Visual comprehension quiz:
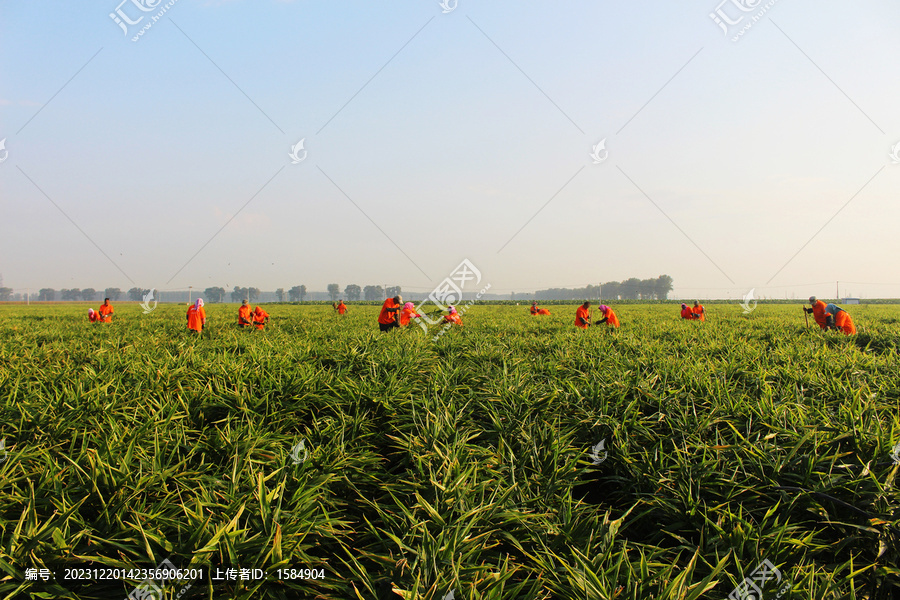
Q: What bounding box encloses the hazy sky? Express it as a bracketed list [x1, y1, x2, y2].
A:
[2, 1, 899, 300]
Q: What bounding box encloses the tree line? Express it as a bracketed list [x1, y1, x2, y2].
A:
[534, 275, 674, 301]
[15, 284, 403, 303]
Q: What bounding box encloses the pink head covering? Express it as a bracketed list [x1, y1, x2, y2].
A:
[195, 298, 204, 310]
[599, 305, 609, 312]
[404, 302, 414, 310]
[448, 306, 457, 315]
[88, 308, 95, 316]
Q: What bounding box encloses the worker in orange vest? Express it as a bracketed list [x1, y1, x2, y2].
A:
[186, 299, 207, 334]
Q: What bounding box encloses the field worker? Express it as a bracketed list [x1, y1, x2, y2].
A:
[803, 297, 829, 330]
[238, 299, 252, 328]
[378, 295, 402, 332]
[594, 305, 620, 328]
[680, 303, 697, 320]
[531, 301, 551, 316]
[575, 302, 591, 329]
[252, 306, 270, 330]
[443, 306, 463, 326]
[88, 308, 101, 323]
[336, 300, 347, 315]
[186, 298, 206, 334]
[825, 303, 856, 335]
[692, 301, 706, 322]
[400, 302, 420, 326]
[99, 298, 114, 323]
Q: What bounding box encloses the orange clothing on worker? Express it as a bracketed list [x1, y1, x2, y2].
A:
[809, 300, 829, 330]
[575, 305, 591, 329]
[238, 304, 252, 326]
[337, 301, 347, 315]
[825, 303, 856, 336]
[531, 303, 550, 316]
[598, 305, 620, 328]
[692, 304, 706, 321]
[443, 311, 462, 326]
[252, 307, 269, 330]
[88, 309, 101, 323]
[400, 302, 419, 326]
[834, 310, 856, 335]
[680, 305, 696, 320]
[187, 303, 206, 332]
[378, 298, 400, 325]
[99, 302, 114, 323]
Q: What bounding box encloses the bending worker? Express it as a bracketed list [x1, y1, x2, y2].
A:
[804, 297, 829, 330]
[594, 305, 620, 328]
[825, 303, 856, 335]
[378, 295, 402, 332]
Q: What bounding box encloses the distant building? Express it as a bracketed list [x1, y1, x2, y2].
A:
[842, 298, 860, 305]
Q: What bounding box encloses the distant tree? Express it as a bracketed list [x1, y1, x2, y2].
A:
[327, 283, 340, 301]
[601, 281, 620, 301]
[299, 285, 307, 302]
[104, 288, 121, 301]
[288, 286, 301, 302]
[0, 287, 13, 301]
[639, 279, 656, 300]
[39, 288, 56, 301]
[620, 278, 641, 300]
[204, 287, 225, 303]
[231, 286, 248, 303]
[81, 288, 97, 301]
[385, 286, 401, 298]
[655, 275, 674, 300]
[363, 285, 383, 301]
[127, 287, 145, 301]
[344, 284, 361, 302]
[63, 288, 83, 301]
[275, 288, 285, 302]
[249, 287, 261, 302]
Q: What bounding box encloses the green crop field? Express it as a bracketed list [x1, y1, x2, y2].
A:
[1, 302, 898, 600]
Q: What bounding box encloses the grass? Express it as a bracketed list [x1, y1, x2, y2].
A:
[0, 302, 898, 599]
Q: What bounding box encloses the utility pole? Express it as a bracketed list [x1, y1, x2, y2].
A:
[188, 286, 193, 304]
[836, 281, 839, 300]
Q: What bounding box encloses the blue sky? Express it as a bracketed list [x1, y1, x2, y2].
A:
[1, 0, 899, 299]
